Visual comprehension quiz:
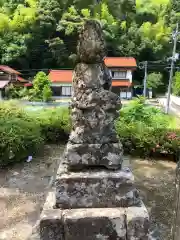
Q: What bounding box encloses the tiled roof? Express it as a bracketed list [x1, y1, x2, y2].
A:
[17, 76, 27, 82]
[49, 57, 136, 83]
[0, 65, 21, 75]
[49, 70, 73, 83]
[24, 83, 33, 87]
[104, 57, 137, 67]
[112, 80, 132, 87]
[0, 80, 10, 89]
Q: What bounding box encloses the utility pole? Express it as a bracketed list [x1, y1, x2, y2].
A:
[166, 23, 179, 114]
[139, 61, 148, 98]
[143, 61, 148, 98]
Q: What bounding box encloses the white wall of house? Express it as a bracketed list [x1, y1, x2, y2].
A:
[51, 83, 72, 98]
[126, 70, 132, 82]
[109, 68, 133, 81]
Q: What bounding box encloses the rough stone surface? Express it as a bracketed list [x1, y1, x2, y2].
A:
[36, 192, 150, 240]
[126, 201, 150, 240]
[40, 210, 63, 240]
[77, 20, 106, 63]
[36, 19, 150, 240]
[65, 142, 123, 169]
[55, 165, 140, 209]
[64, 20, 122, 171]
[39, 192, 64, 240]
[63, 208, 126, 240]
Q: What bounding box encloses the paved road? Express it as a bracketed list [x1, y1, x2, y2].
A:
[155, 98, 180, 118]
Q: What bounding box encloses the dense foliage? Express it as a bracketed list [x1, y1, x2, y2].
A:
[0, 0, 177, 76]
[0, 101, 43, 166]
[173, 71, 180, 96]
[147, 72, 163, 90]
[116, 98, 180, 157]
[28, 71, 52, 102]
[0, 99, 179, 166]
[30, 106, 70, 142]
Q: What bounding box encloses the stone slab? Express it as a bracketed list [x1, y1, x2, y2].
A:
[55, 165, 140, 208]
[126, 201, 150, 240]
[65, 142, 123, 170]
[40, 191, 64, 240]
[71, 88, 121, 110]
[40, 209, 63, 240]
[36, 191, 149, 240]
[69, 124, 118, 144]
[63, 208, 126, 240]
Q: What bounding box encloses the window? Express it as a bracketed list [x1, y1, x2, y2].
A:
[62, 86, 72, 96]
[112, 71, 126, 79]
[11, 74, 17, 81]
[51, 86, 62, 97]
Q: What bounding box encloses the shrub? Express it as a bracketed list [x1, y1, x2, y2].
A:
[5, 84, 22, 99]
[31, 107, 71, 142]
[42, 85, 53, 102]
[116, 98, 180, 157]
[0, 101, 43, 167]
[29, 71, 52, 101]
[173, 71, 180, 96]
[0, 98, 179, 166]
[147, 72, 163, 91]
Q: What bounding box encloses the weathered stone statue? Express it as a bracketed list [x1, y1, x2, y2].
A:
[37, 20, 149, 240]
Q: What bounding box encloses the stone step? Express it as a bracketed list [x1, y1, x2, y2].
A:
[38, 192, 149, 240]
[55, 164, 141, 209]
[65, 142, 123, 170]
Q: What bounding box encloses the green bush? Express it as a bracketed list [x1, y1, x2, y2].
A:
[0, 98, 179, 167]
[173, 71, 180, 96]
[32, 107, 71, 143]
[29, 71, 52, 101]
[116, 98, 180, 157]
[0, 101, 43, 167]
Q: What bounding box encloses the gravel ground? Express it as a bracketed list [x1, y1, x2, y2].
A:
[0, 145, 177, 240]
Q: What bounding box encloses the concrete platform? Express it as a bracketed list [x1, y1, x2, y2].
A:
[55, 164, 140, 209]
[30, 191, 149, 240]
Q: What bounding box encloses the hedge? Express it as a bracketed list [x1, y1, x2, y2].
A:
[0, 101, 43, 166]
[0, 99, 179, 167]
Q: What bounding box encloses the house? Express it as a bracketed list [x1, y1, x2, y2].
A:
[104, 57, 136, 99]
[48, 57, 137, 99]
[49, 70, 73, 98]
[0, 65, 28, 99]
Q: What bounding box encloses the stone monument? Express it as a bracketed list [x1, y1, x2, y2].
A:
[38, 20, 150, 240]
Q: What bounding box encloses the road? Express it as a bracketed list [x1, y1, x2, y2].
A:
[157, 97, 180, 118]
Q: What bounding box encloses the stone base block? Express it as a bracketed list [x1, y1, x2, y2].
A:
[55, 165, 140, 208]
[126, 202, 149, 240]
[40, 209, 63, 240]
[63, 208, 126, 240]
[65, 142, 123, 170]
[37, 192, 149, 240]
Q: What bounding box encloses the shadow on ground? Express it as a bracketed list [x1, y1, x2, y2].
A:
[0, 145, 64, 240]
[0, 145, 177, 240]
[131, 159, 176, 240]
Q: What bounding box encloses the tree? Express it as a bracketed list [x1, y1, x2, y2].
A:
[43, 85, 52, 102]
[147, 72, 163, 90]
[30, 71, 52, 101]
[173, 71, 180, 96]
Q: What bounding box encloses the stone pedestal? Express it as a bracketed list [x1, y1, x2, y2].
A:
[36, 19, 150, 240]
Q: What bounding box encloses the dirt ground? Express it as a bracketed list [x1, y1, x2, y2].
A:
[0, 144, 177, 240]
